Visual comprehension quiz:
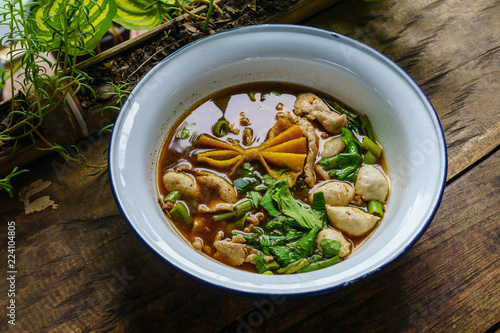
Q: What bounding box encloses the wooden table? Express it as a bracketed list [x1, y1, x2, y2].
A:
[1, 0, 498, 331]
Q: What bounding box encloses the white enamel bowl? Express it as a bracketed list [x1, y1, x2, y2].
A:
[109, 25, 447, 295]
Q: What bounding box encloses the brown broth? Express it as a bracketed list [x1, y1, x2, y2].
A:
[157, 82, 389, 273]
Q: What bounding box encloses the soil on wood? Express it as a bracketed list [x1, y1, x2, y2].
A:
[80, 0, 304, 114]
[0, 0, 303, 156]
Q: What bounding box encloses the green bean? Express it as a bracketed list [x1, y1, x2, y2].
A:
[363, 151, 378, 165]
[169, 202, 193, 226]
[296, 256, 340, 273]
[213, 119, 229, 137]
[213, 199, 253, 222]
[330, 101, 359, 120]
[267, 262, 281, 270]
[262, 271, 274, 275]
[359, 115, 374, 141]
[163, 190, 181, 202]
[368, 200, 384, 217]
[285, 258, 309, 274]
[361, 136, 382, 158]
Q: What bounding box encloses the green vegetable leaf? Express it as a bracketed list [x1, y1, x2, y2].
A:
[248, 191, 261, 208]
[268, 246, 302, 266]
[32, 0, 117, 56]
[288, 226, 320, 258]
[318, 128, 362, 182]
[312, 192, 327, 228]
[272, 184, 323, 229]
[254, 252, 269, 274]
[260, 179, 286, 218]
[320, 239, 341, 257]
[233, 177, 258, 194]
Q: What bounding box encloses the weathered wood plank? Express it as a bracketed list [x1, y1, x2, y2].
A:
[221, 149, 500, 333]
[304, 0, 500, 180]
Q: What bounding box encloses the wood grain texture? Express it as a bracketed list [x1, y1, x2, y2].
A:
[304, 0, 500, 180]
[220, 150, 500, 333]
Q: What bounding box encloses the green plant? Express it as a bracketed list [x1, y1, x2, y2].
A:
[0, 166, 29, 197]
[0, 0, 116, 194]
[113, 0, 222, 30]
[0, 0, 220, 197]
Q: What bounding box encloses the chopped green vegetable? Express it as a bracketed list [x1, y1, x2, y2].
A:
[213, 200, 253, 223]
[269, 183, 323, 229]
[169, 202, 193, 226]
[368, 200, 384, 217]
[213, 119, 230, 137]
[248, 191, 261, 209]
[320, 239, 341, 257]
[248, 91, 257, 101]
[269, 246, 302, 266]
[361, 136, 382, 158]
[271, 91, 282, 96]
[254, 253, 269, 274]
[359, 115, 374, 141]
[364, 151, 378, 165]
[262, 271, 274, 275]
[288, 226, 321, 258]
[176, 123, 197, 139]
[296, 256, 341, 273]
[234, 177, 259, 194]
[163, 191, 181, 203]
[318, 128, 362, 182]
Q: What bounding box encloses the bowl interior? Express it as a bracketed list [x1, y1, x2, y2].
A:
[109, 25, 446, 295]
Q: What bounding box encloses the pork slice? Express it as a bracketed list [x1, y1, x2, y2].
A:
[294, 93, 347, 135]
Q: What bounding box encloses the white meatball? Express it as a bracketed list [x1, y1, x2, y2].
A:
[320, 137, 346, 157]
[309, 181, 355, 206]
[355, 165, 389, 203]
[326, 206, 380, 237]
[162, 171, 200, 198]
[316, 229, 351, 258]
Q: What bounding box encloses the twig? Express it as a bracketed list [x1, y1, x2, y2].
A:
[127, 46, 168, 79]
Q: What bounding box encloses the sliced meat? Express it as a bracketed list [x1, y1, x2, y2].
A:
[196, 172, 237, 203]
[162, 171, 200, 198]
[315, 164, 331, 180]
[294, 93, 347, 135]
[214, 240, 268, 266]
[198, 202, 234, 214]
[316, 228, 351, 258]
[320, 136, 346, 157]
[355, 165, 389, 203]
[326, 206, 380, 237]
[231, 234, 246, 243]
[309, 181, 355, 206]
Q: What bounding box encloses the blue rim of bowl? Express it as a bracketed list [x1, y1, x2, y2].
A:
[108, 24, 448, 296]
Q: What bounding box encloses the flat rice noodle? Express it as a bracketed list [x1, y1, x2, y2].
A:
[260, 125, 304, 149]
[260, 152, 306, 172]
[199, 134, 243, 152]
[197, 155, 243, 168]
[197, 150, 239, 159]
[264, 137, 307, 154]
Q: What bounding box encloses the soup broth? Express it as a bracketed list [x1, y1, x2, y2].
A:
[158, 83, 390, 274]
